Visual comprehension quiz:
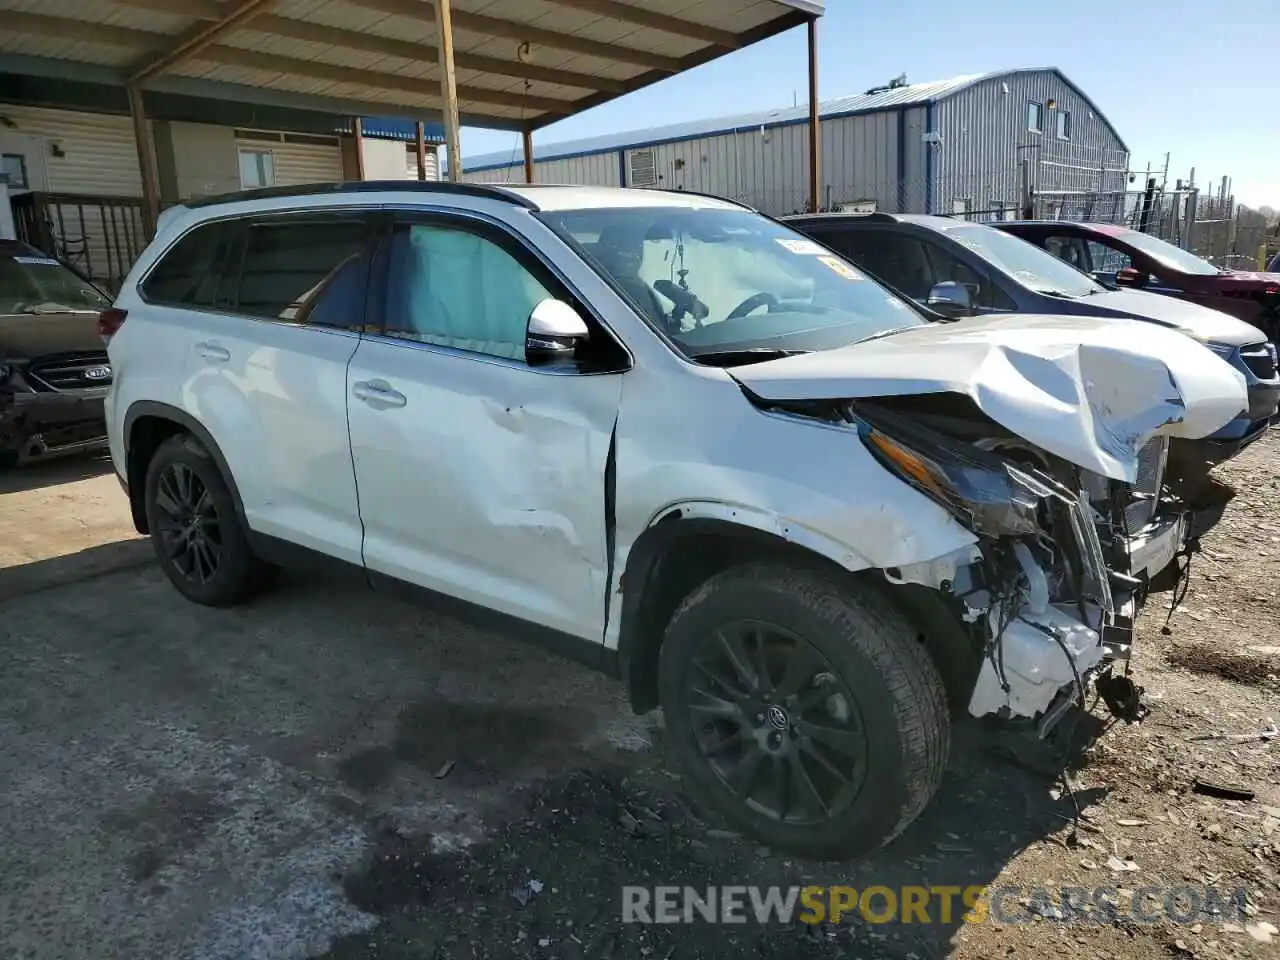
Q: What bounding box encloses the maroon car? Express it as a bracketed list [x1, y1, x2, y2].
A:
[996, 221, 1280, 342]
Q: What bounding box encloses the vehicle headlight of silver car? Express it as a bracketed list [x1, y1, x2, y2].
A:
[855, 413, 1042, 537]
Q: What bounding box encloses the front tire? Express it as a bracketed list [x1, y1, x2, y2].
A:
[658, 562, 950, 860]
[143, 433, 273, 607]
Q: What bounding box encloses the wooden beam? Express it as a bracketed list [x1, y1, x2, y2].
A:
[433, 0, 463, 183]
[541, 0, 739, 48]
[352, 118, 366, 180]
[247, 14, 626, 92]
[129, 0, 277, 85]
[522, 127, 534, 184]
[127, 84, 160, 237]
[807, 17, 820, 213]
[0, 9, 151, 48]
[193, 46, 574, 115]
[416, 121, 428, 180]
[343, 0, 683, 72]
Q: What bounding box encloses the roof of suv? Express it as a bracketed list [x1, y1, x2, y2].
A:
[178, 180, 750, 215]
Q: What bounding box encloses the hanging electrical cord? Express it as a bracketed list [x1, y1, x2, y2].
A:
[503, 78, 533, 182]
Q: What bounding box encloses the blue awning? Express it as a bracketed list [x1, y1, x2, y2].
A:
[339, 117, 446, 143]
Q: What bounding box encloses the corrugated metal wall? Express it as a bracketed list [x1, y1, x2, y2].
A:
[458, 71, 1129, 220]
[932, 72, 1129, 215]
[464, 150, 622, 187]
[0, 103, 142, 196]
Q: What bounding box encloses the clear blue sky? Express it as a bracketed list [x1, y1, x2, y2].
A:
[460, 0, 1279, 209]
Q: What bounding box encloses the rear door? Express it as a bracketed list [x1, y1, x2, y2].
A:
[160, 210, 375, 564]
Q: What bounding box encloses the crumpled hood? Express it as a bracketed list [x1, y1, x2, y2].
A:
[730, 314, 1248, 482]
[1090, 289, 1266, 346]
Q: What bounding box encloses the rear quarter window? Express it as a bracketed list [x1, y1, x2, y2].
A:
[141, 221, 242, 307]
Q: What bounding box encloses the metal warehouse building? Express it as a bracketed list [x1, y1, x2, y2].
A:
[462, 67, 1130, 217]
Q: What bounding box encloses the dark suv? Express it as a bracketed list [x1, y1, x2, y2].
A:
[0, 240, 114, 466]
[784, 212, 1279, 484]
[995, 220, 1280, 343]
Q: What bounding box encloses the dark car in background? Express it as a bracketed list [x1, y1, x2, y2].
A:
[0, 240, 114, 467]
[783, 212, 1279, 488]
[995, 220, 1280, 344]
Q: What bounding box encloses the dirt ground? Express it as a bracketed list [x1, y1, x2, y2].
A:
[0, 440, 1277, 959]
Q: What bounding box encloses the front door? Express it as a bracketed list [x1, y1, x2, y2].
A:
[347, 213, 624, 641]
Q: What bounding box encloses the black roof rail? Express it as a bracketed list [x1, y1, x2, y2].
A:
[780, 211, 898, 223]
[182, 180, 540, 211]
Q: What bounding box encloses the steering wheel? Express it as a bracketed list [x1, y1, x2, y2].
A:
[725, 292, 779, 322]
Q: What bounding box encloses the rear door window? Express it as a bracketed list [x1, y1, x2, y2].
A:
[233, 218, 371, 326]
[918, 238, 1017, 310]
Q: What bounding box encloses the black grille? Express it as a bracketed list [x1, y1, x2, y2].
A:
[1240, 345, 1278, 380]
[26, 352, 113, 391]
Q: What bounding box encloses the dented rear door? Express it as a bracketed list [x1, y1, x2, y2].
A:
[347, 215, 623, 641]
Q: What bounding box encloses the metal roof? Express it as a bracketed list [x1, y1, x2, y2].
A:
[463, 66, 1118, 169]
[0, 0, 823, 132]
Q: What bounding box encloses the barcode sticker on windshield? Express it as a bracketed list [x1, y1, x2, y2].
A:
[11, 256, 60, 266]
[775, 238, 828, 255]
[818, 256, 862, 280]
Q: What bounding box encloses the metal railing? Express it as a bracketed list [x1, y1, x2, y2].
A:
[10, 192, 151, 293]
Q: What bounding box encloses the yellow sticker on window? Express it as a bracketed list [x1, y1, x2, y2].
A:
[818, 255, 862, 280]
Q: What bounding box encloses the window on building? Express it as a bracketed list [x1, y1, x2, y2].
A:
[952, 198, 973, 218]
[238, 148, 276, 189]
[1027, 101, 1044, 133]
[1, 153, 28, 189]
[1057, 110, 1072, 140]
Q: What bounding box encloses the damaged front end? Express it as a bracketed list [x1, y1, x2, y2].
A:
[846, 399, 1180, 735]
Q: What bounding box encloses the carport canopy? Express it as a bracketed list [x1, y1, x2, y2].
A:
[0, 0, 825, 231]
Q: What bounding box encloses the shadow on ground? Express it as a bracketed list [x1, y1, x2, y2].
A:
[316, 711, 1110, 960]
[0, 538, 153, 602]
[0, 451, 113, 495]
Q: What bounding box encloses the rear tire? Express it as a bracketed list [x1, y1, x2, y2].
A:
[658, 562, 949, 860]
[143, 433, 274, 607]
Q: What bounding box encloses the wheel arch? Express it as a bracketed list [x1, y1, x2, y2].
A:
[123, 401, 247, 535]
[618, 505, 873, 715]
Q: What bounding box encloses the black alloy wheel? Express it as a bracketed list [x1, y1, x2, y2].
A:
[153, 461, 222, 585]
[687, 619, 868, 825]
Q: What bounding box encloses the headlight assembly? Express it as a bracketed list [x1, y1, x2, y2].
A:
[857, 414, 1043, 537]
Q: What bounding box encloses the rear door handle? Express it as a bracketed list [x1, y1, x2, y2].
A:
[352, 379, 407, 409]
[196, 341, 230, 362]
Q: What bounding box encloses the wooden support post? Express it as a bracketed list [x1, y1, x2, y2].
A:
[127, 84, 159, 239]
[806, 17, 820, 213]
[433, 0, 463, 182]
[415, 121, 427, 180]
[353, 117, 365, 180]
[522, 126, 534, 184]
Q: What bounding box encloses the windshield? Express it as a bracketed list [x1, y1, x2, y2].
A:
[941, 223, 1104, 298]
[539, 206, 924, 362]
[0, 252, 110, 314]
[1106, 229, 1221, 276]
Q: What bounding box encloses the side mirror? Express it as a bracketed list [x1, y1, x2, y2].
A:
[925, 280, 973, 318]
[1115, 267, 1148, 288]
[526, 298, 589, 362]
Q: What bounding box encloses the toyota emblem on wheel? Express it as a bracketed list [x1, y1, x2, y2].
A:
[765, 704, 789, 730]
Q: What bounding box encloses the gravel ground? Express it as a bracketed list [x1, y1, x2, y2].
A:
[0, 438, 1277, 959]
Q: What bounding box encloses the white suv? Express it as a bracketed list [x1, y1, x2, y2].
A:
[104, 182, 1246, 858]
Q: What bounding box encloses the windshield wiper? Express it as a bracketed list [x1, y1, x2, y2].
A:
[691, 347, 808, 367]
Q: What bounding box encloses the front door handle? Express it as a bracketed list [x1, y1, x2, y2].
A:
[352, 379, 407, 409]
[196, 341, 230, 362]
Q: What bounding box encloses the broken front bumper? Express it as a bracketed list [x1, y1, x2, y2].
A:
[967, 470, 1187, 729]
